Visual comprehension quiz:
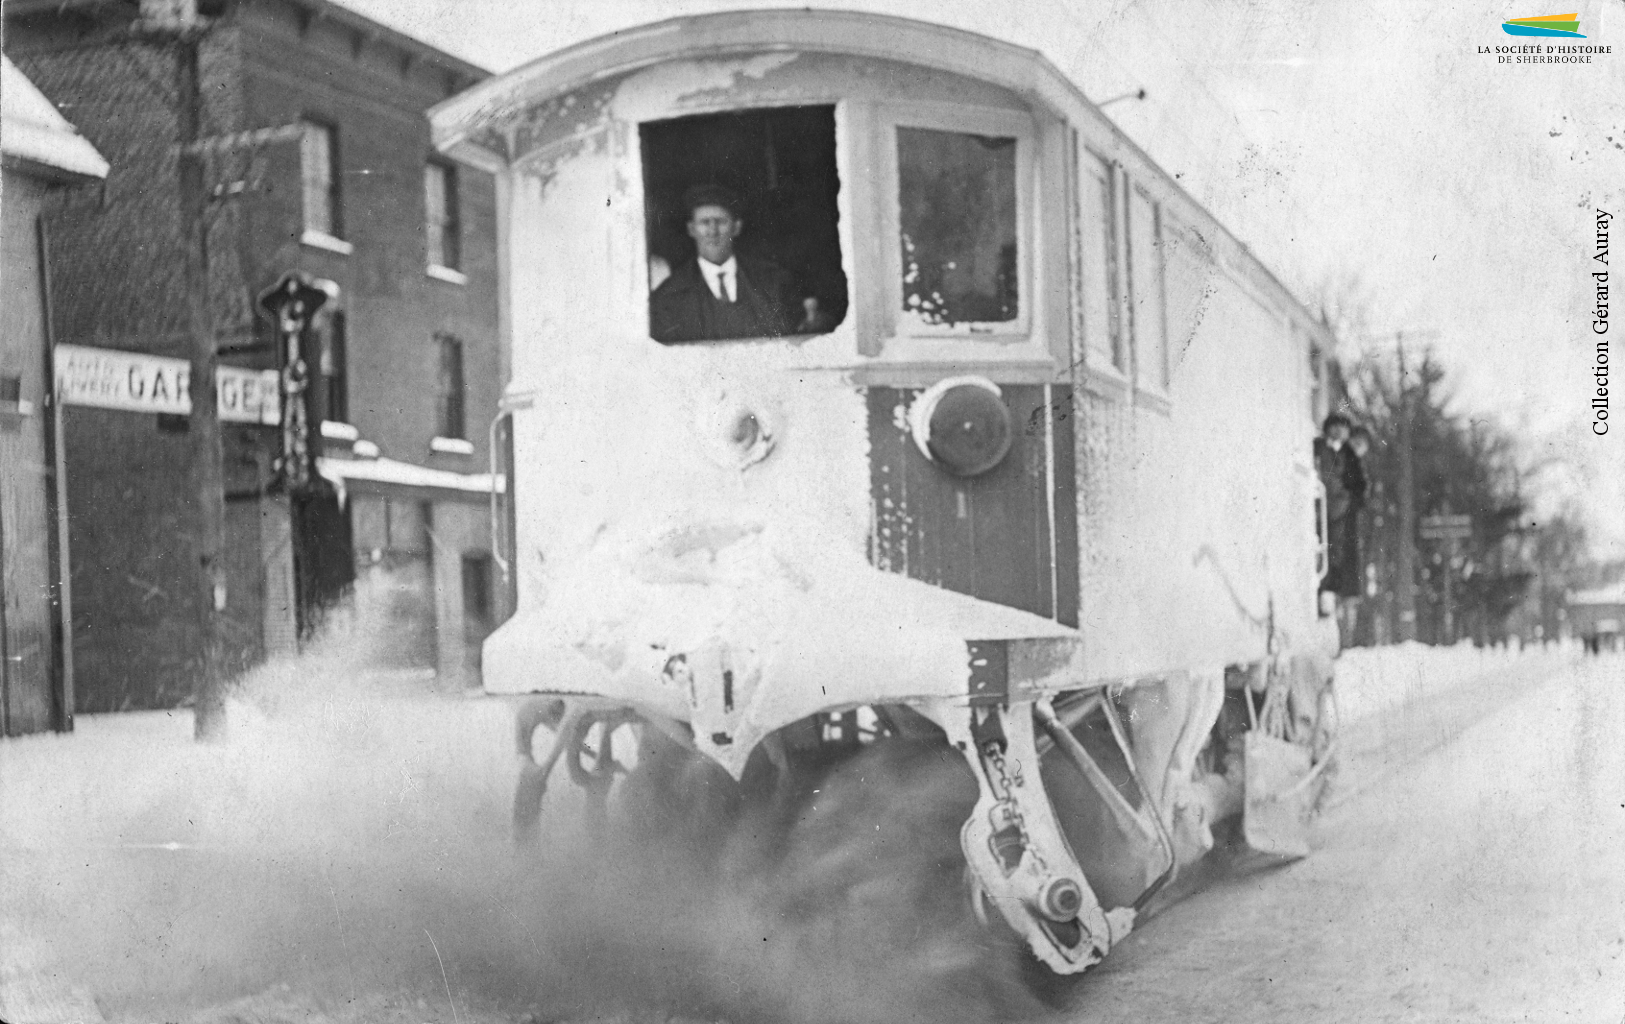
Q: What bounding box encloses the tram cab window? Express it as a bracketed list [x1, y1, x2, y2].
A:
[897, 127, 1019, 328]
[640, 105, 846, 344]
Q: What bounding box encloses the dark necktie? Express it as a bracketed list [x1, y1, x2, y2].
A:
[718, 269, 731, 302]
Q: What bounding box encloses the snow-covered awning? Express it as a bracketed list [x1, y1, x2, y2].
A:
[1568, 583, 1625, 608]
[2, 56, 109, 182]
[316, 455, 504, 504]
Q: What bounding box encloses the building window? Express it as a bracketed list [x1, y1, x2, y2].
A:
[300, 119, 341, 238]
[318, 310, 348, 424]
[640, 105, 846, 344]
[1127, 185, 1168, 391]
[462, 552, 494, 627]
[424, 161, 461, 271]
[434, 333, 465, 440]
[1081, 152, 1123, 372]
[897, 126, 1019, 329]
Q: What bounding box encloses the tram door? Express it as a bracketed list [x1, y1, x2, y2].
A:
[867, 385, 1078, 626]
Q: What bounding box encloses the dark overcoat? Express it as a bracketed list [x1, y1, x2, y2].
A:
[649, 255, 796, 343]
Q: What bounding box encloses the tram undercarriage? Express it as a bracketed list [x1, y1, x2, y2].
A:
[510, 651, 1335, 979]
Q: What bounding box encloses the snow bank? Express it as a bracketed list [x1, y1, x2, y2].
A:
[1334, 639, 1580, 726]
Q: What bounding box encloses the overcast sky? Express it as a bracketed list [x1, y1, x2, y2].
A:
[343, 0, 1625, 557]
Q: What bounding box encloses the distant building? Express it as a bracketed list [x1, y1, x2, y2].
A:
[4, 0, 505, 712]
[1567, 583, 1625, 653]
[1, 56, 108, 735]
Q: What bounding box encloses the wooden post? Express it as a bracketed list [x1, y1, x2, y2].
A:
[178, 32, 230, 741]
[1394, 336, 1418, 643]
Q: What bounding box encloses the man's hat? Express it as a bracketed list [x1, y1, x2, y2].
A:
[682, 183, 743, 218]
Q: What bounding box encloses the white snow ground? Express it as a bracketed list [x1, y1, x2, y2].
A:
[0, 641, 1612, 1024]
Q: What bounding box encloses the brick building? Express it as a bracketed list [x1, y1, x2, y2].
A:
[1, 56, 109, 735]
[4, 0, 505, 712]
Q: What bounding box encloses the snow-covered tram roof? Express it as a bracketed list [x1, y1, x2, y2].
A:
[428, 8, 1331, 348]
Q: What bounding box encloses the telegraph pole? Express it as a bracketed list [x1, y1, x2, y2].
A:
[1394, 334, 1418, 643]
[177, 24, 230, 741]
[166, 4, 307, 737]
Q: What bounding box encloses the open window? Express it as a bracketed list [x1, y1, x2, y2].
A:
[640, 105, 847, 344]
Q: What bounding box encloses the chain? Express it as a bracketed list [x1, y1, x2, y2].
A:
[984, 739, 1046, 873]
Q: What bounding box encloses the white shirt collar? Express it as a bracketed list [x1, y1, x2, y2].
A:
[698, 255, 738, 300]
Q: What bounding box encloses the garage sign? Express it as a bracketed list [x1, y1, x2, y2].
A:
[56, 344, 279, 424]
[216, 366, 280, 425]
[56, 344, 190, 415]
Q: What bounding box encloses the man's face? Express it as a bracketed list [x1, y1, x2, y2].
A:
[1327, 424, 1350, 447]
[687, 204, 741, 265]
[1350, 435, 1370, 458]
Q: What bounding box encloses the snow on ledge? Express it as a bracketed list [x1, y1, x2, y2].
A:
[2, 57, 109, 181]
[316, 455, 503, 496]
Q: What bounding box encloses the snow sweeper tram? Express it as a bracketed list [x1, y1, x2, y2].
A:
[429, 9, 1341, 977]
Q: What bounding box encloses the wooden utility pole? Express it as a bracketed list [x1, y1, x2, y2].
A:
[177, 28, 230, 741]
[1394, 335, 1418, 643]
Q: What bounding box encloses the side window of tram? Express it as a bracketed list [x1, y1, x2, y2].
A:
[1080, 154, 1122, 372]
[896, 127, 1019, 328]
[1127, 186, 1169, 391]
[639, 105, 847, 344]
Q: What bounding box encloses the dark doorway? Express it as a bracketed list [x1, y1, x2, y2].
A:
[292, 480, 355, 640]
[641, 105, 846, 337]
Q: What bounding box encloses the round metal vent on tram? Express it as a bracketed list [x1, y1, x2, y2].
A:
[908, 376, 1014, 477]
[694, 389, 777, 471]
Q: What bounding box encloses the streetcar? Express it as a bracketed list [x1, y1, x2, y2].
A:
[430, 9, 1340, 977]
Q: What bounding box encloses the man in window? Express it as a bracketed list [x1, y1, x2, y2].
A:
[650, 184, 814, 343]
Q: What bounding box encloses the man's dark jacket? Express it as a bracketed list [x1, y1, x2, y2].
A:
[649, 255, 796, 343]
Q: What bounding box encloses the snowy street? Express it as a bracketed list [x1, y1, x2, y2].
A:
[1, 647, 1620, 1024]
[1066, 650, 1625, 1023]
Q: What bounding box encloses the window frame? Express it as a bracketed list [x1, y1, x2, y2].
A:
[461, 551, 495, 628]
[433, 332, 467, 442]
[878, 103, 1036, 343]
[299, 117, 343, 241]
[624, 91, 1065, 382]
[1126, 182, 1170, 397]
[846, 100, 1068, 383]
[634, 100, 849, 347]
[1078, 146, 1128, 385]
[424, 159, 462, 273]
[317, 308, 349, 426]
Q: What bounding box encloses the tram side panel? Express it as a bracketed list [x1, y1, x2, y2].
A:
[1073, 216, 1324, 686]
